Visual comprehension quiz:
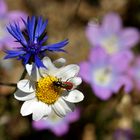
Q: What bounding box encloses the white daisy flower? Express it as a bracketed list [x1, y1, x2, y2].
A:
[14, 57, 84, 121]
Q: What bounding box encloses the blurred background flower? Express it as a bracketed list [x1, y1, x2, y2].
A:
[0, 0, 140, 140]
[32, 108, 80, 136]
[80, 47, 133, 100]
[86, 12, 140, 56]
[113, 128, 134, 140]
[0, 0, 27, 50]
[128, 56, 140, 91]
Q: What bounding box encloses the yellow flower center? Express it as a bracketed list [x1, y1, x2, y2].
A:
[36, 76, 62, 104]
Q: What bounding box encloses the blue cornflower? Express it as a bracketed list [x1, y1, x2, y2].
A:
[4, 16, 68, 67]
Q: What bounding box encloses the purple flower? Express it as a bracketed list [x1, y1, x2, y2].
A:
[0, 0, 27, 49]
[128, 57, 140, 91]
[80, 48, 133, 100]
[86, 12, 140, 55]
[32, 108, 80, 136]
[114, 129, 134, 140]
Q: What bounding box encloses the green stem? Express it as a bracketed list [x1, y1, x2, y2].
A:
[0, 82, 17, 87]
[19, 68, 27, 80]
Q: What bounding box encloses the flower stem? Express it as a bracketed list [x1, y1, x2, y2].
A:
[0, 82, 17, 87]
[19, 68, 27, 80]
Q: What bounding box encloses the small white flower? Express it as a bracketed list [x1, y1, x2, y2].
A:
[14, 57, 84, 121]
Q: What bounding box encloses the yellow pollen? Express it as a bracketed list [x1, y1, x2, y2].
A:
[36, 76, 62, 104]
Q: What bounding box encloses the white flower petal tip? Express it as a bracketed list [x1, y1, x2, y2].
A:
[69, 77, 82, 87]
[69, 65, 80, 75]
[55, 64, 80, 80]
[20, 100, 34, 116]
[61, 99, 75, 112]
[32, 102, 52, 121]
[63, 90, 84, 103]
[53, 58, 66, 67]
[42, 57, 51, 64]
[55, 58, 66, 64]
[14, 90, 35, 101]
[17, 79, 35, 93]
[25, 64, 33, 76]
[52, 101, 67, 117]
[26, 63, 41, 81]
[42, 57, 56, 69]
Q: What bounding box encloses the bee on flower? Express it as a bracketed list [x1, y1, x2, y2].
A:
[14, 57, 84, 121]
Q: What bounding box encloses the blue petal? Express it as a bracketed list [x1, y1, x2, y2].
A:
[35, 17, 48, 40]
[41, 39, 68, 51]
[22, 53, 31, 65]
[7, 24, 27, 46]
[52, 49, 67, 52]
[26, 16, 36, 42]
[35, 56, 46, 68]
[4, 49, 24, 54]
[5, 50, 25, 55]
[39, 35, 48, 45]
[5, 16, 69, 68]
[4, 50, 25, 59]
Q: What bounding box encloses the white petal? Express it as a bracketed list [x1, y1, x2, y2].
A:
[39, 68, 50, 77]
[42, 116, 48, 120]
[58, 98, 75, 112]
[32, 101, 51, 121]
[52, 98, 75, 118]
[26, 64, 41, 81]
[20, 99, 36, 116]
[17, 79, 35, 93]
[55, 64, 80, 81]
[39, 57, 59, 77]
[25, 64, 32, 76]
[68, 77, 82, 89]
[42, 57, 57, 70]
[52, 99, 67, 117]
[63, 90, 84, 103]
[14, 89, 35, 101]
[53, 58, 66, 68]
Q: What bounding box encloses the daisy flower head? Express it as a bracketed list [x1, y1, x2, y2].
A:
[80, 48, 133, 100]
[32, 108, 80, 136]
[14, 57, 84, 121]
[4, 16, 68, 68]
[0, 0, 27, 49]
[86, 12, 140, 55]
